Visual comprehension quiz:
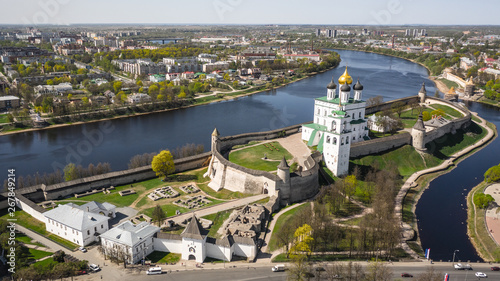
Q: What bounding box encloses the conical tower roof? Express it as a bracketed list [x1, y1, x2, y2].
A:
[419, 82, 427, 94]
[277, 156, 289, 170]
[413, 113, 426, 131]
[181, 214, 207, 240]
[212, 128, 220, 137]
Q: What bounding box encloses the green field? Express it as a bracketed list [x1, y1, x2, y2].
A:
[28, 248, 53, 260]
[268, 203, 310, 252]
[17, 233, 45, 247]
[350, 145, 440, 180]
[0, 114, 9, 123]
[146, 251, 181, 264]
[430, 104, 463, 118]
[203, 210, 232, 238]
[400, 108, 434, 128]
[228, 141, 293, 172]
[438, 78, 459, 89]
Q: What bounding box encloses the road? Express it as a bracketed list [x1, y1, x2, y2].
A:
[66, 261, 500, 281]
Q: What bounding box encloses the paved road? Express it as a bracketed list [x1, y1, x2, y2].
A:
[65, 261, 500, 281]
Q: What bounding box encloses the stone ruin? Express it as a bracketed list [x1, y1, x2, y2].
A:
[219, 204, 266, 239]
[148, 186, 179, 201]
[173, 195, 211, 209]
[179, 184, 200, 194]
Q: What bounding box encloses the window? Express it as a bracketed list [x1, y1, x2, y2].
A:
[95, 227, 97, 232]
[346, 138, 349, 144]
[353, 136, 356, 140]
[87, 230, 90, 235]
[326, 136, 331, 144]
[359, 112, 361, 118]
[317, 108, 320, 115]
[333, 137, 337, 145]
[101, 224, 103, 229]
[353, 127, 356, 131]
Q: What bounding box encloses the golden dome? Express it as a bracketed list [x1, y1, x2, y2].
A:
[338, 66, 353, 85]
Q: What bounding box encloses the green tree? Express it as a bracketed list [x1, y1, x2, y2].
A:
[136, 80, 143, 87]
[148, 84, 159, 95]
[67, 93, 73, 100]
[113, 81, 123, 93]
[64, 163, 78, 181]
[232, 80, 239, 88]
[77, 68, 88, 75]
[151, 150, 175, 180]
[178, 89, 186, 99]
[474, 193, 494, 209]
[223, 73, 230, 81]
[82, 97, 89, 105]
[151, 205, 166, 227]
[485, 164, 500, 183]
[391, 101, 407, 118]
[344, 175, 357, 200]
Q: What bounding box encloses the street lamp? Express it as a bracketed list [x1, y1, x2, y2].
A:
[452, 249, 459, 264]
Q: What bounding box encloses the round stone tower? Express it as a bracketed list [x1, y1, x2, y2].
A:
[412, 114, 426, 151]
[211, 128, 220, 152]
[418, 82, 427, 103]
[277, 157, 290, 184]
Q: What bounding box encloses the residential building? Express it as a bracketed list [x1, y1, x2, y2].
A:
[149, 74, 166, 83]
[44, 203, 110, 246]
[0, 96, 20, 110]
[100, 221, 160, 264]
[203, 61, 229, 73]
[34, 83, 73, 95]
[128, 93, 152, 104]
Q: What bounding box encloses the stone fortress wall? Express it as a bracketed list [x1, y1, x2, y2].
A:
[0, 93, 472, 210]
[207, 124, 320, 205]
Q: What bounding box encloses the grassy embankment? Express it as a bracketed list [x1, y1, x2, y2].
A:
[228, 141, 293, 172]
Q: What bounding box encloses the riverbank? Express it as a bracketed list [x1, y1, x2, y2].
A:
[397, 114, 497, 259]
[0, 66, 339, 136]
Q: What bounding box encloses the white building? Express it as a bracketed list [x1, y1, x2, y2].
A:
[153, 215, 257, 263]
[301, 67, 369, 176]
[128, 93, 152, 104]
[34, 83, 73, 95]
[100, 221, 160, 265]
[44, 203, 110, 247]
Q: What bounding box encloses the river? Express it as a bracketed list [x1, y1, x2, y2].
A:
[0, 50, 497, 261]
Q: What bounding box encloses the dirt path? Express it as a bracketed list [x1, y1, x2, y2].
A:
[430, 77, 451, 94]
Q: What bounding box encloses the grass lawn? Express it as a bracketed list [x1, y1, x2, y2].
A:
[400, 108, 433, 128]
[29, 248, 53, 260]
[146, 251, 181, 264]
[430, 104, 463, 118]
[203, 210, 232, 238]
[268, 203, 310, 252]
[0, 114, 10, 123]
[438, 78, 459, 89]
[229, 141, 293, 172]
[425, 121, 486, 159]
[65, 183, 140, 207]
[141, 204, 190, 218]
[32, 257, 58, 267]
[0, 210, 79, 250]
[16, 233, 45, 247]
[350, 145, 440, 180]
[197, 182, 249, 200]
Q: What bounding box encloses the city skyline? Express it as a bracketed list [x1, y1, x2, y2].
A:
[0, 0, 499, 26]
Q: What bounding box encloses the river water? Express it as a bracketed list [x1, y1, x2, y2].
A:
[0, 50, 497, 261]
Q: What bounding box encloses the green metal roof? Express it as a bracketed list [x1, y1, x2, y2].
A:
[315, 96, 364, 105]
[331, 110, 346, 116]
[303, 123, 327, 131]
[350, 119, 367, 124]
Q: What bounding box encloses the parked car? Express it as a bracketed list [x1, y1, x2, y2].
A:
[78, 246, 87, 253]
[401, 273, 413, 277]
[475, 272, 487, 278]
[89, 264, 100, 272]
[272, 264, 286, 272]
[491, 266, 500, 271]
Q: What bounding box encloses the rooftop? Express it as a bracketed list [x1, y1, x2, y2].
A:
[100, 221, 160, 246]
[44, 204, 109, 231]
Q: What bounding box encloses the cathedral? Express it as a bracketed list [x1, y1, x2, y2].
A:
[301, 67, 369, 176]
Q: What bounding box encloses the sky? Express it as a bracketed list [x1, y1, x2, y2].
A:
[0, 0, 499, 26]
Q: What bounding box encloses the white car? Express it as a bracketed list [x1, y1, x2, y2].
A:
[78, 246, 87, 253]
[89, 264, 100, 272]
[475, 272, 487, 278]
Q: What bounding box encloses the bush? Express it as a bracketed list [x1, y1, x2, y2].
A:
[485, 164, 500, 183]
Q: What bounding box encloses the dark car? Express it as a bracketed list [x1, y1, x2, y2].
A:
[401, 273, 413, 277]
[76, 270, 87, 275]
[492, 266, 500, 271]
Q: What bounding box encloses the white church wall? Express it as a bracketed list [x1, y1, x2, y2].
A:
[181, 238, 206, 263]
